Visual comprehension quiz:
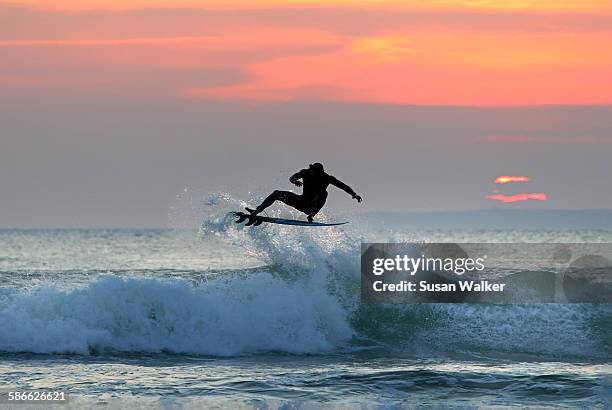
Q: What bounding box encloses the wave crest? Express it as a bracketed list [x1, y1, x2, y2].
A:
[0, 274, 352, 355]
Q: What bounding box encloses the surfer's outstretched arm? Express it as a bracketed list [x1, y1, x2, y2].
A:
[329, 176, 362, 202]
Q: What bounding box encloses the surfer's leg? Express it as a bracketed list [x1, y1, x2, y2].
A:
[306, 191, 328, 222]
[275, 191, 305, 212]
[248, 190, 303, 215]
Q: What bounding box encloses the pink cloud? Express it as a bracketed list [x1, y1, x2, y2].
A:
[486, 193, 548, 203]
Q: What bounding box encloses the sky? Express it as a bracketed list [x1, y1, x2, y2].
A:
[1, 0, 611, 227]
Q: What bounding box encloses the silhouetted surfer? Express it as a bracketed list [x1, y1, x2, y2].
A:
[246, 163, 362, 222]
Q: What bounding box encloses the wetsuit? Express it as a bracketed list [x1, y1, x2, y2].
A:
[252, 168, 357, 218]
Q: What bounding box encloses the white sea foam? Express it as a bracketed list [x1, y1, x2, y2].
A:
[0, 273, 352, 355]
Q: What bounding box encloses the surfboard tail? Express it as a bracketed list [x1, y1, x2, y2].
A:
[232, 212, 248, 224]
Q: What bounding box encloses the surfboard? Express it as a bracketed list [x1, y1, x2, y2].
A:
[231, 212, 348, 227]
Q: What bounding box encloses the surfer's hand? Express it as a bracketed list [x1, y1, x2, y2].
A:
[292, 180, 303, 187]
[353, 194, 362, 203]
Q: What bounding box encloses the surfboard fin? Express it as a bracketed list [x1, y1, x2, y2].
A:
[232, 212, 248, 224]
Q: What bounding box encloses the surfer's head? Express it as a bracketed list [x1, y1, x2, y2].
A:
[309, 162, 324, 173]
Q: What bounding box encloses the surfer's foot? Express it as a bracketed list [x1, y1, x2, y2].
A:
[245, 207, 259, 216]
[307, 214, 314, 222]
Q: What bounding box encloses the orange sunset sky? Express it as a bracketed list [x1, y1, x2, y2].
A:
[2, 0, 612, 227]
[2, 0, 612, 106]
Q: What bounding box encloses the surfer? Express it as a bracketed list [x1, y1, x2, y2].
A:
[246, 163, 362, 222]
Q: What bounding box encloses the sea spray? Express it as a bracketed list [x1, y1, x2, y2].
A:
[199, 193, 363, 307]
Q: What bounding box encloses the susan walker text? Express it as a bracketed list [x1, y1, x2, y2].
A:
[372, 280, 506, 293]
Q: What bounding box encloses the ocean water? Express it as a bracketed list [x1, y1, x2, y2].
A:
[1, 198, 611, 408]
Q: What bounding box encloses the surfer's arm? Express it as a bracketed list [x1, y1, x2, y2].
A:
[329, 176, 362, 202]
[289, 169, 307, 187]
